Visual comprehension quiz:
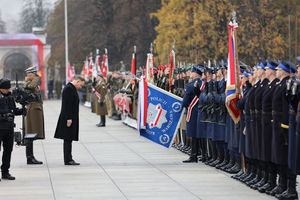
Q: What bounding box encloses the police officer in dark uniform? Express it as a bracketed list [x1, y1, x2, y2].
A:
[0, 78, 24, 180]
[248, 61, 269, 188]
[233, 71, 252, 180]
[257, 61, 280, 193]
[238, 65, 258, 183]
[267, 61, 293, 196]
[182, 66, 204, 163]
[277, 60, 299, 200]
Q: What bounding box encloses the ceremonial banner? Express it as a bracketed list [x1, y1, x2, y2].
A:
[145, 53, 154, 83]
[138, 82, 184, 148]
[101, 48, 109, 78]
[67, 63, 75, 82]
[131, 46, 137, 76]
[225, 20, 240, 124]
[169, 49, 175, 91]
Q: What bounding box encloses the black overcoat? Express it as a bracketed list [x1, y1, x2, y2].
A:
[54, 83, 80, 141]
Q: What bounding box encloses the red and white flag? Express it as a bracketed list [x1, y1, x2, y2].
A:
[131, 46, 137, 76]
[67, 63, 75, 82]
[101, 48, 109, 78]
[226, 20, 240, 124]
[93, 49, 100, 78]
[137, 76, 148, 130]
[88, 53, 94, 77]
[145, 53, 154, 83]
[169, 49, 175, 91]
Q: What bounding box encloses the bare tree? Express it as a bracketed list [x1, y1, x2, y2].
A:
[19, 0, 51, 33]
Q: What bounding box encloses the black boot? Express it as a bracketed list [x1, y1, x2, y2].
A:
[226, 161, 241, 174]
[267, 166, 287, 196]
[216, 150, 229, 169]
[275, 171, 298, 200]
[258, 164, 277, 193]
[26, 141, 43, 165]
[248, 164, 263, 188]
[183, 138, 199, 163]
[96, 115, 106, 127]
[243, 162, 257, 184]
[252, 167, 268, 190]
[182, 156, 198, 163]
[220, 154, 235, 171]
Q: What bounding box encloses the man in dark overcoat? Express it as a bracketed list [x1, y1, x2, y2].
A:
[54, 76, 85, 165]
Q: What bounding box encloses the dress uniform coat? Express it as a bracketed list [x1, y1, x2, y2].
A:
[246, 80, 260, 159]
[24, 77, 45, 139]
[206, 80, 216, 140]
[294, 102, 300, 174]
[197, 82, 208, 139]
[261, 78, 279, 162]
[214, 79, 226, 141]
[244, 85, 255, 158]
[54, 83, 80, 141]
[253, 78, 269, 160]
[237, 81, 252, 154]
[95, 79, 108, 116]
[182, 79, 201, 137]
[288, 79, 300, 174]
[271, 76, 290, 165]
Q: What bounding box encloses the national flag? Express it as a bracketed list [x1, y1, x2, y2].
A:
[137, 76, 148, 129]
[88, 53, 93, 77]
[145, 53, 154, 83]
[169, 48, 175, 91]
[225, 20, 240, 124]
[131, 46, 137, 76]
[138, 80, 184, 148]
[101, 48, 109, 78]
[93, 49, 100, 78]
[67, 63, 75, 82]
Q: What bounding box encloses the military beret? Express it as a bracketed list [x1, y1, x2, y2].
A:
[25, 66, 38, 74]
[0, 78, 11, 89]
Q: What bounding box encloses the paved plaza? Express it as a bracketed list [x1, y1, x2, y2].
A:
[0, 100, 294, 200]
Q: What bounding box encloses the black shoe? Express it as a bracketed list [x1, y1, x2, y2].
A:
[243, 172, 256, 184]
[251, 177, 267, 190]
[183, 157, 198, 163]
[65, 160, 80, 165]
[260, 182, 277, 194]
[231, 170, 244, 179]
[226, 163, 241, 174]
[2, 173, 15, 180]
[276, 189, 298, 200]
[267, 185, 286, 196]
[96, 122, 105, 127]
[112, 115, 121, 120]
[27, 157, 43, 165]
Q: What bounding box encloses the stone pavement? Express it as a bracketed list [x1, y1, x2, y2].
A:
[0, 100, 293, 200]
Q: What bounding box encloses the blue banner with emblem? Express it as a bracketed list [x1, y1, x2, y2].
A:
[139, 83, 184, 148]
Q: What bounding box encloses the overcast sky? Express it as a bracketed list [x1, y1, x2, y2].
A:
[0, 0, 57, 32]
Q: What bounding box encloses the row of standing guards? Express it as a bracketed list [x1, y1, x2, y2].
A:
[155, 60, 300, 200]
